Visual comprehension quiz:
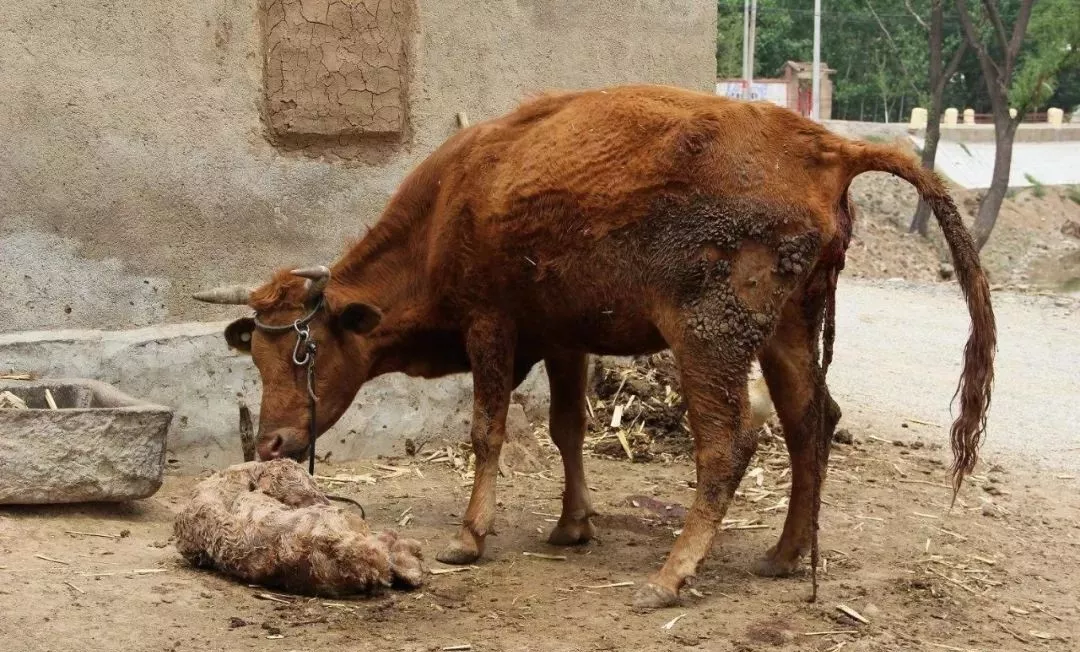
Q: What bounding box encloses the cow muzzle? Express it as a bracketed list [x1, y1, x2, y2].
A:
[257, 427, 310, 461]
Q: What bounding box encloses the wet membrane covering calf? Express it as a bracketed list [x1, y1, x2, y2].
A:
[173, 458, 424, 597]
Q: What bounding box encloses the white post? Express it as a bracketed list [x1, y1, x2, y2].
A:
[812, 0, 822, 120]
[910, 107, 929, 129]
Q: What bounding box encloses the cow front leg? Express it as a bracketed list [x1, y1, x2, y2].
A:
[436, 316, 516, 565]
[544, 349, 596, 546]
[633, 340, 759, 609]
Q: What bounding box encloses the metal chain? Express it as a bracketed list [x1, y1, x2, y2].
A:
[304, 340, 317, 476]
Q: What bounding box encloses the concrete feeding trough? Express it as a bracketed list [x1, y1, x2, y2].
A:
[0, 378, 172, 504]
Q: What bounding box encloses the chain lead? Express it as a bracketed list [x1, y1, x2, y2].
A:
[292, 320, 312, 366]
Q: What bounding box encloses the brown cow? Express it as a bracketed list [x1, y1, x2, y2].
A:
[194, 84, 995, 608]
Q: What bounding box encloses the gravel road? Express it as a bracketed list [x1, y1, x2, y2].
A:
[827, 278, 1080, 474]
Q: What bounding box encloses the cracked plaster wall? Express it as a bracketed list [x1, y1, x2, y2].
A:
[1, 0, 716, 334]
[263, 0, 410, 140]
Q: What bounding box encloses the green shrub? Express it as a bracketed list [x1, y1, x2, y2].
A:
[1067, 186, 1080, 206]
[1024, 173, 1046, 199]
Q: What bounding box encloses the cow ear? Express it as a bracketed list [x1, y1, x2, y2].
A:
[224, 318, 255, 353]
[338, 302, 382, 334]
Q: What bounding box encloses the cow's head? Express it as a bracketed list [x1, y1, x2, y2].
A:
[193, 266, 382, 461]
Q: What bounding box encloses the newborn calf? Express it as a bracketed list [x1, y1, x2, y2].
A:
[174, 458, 423, 596]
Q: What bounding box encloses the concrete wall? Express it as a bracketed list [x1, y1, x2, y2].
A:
[1, 0, 716, 466]
[911, 123, 1080, 144]
[822, 120, 912, 143]
[1, 0, 717, 333]
[824, 120, 1080, 146]
[0, 323, 552, 470]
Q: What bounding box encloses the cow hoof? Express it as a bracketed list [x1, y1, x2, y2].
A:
[547, 517, 595, 546]
[751, 553, 801, 577]
[435, 540, 481, 565]
[632, 582, 679, 610]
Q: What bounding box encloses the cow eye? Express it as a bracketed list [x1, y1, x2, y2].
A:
[225, 317, 256, 353]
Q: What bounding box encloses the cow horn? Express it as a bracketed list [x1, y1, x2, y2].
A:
[291, 265, 330, 299]
[192, 285, 253, 305]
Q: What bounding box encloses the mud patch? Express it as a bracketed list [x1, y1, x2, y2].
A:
[587, 353, 691, 460]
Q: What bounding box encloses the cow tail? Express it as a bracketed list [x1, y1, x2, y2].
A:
[839, 142, 997, 502]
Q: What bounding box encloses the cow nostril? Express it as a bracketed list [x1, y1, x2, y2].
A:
[267, 435, 285, 458]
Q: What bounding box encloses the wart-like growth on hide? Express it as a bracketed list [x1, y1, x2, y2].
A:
[636, 194, 821, 358]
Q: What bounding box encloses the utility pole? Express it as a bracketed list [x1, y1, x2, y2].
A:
[812, 0, 822, 120]
[747, 0, 758, 98]
[742, 0, 750, 85]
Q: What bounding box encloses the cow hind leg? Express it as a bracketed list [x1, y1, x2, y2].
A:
[629, 209, 821, 607]
[544, 350, 596, 546]
[633, 331, 762, 609]
[752, 298, 840, 577]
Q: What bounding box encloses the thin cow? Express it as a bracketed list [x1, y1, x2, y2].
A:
[194, 84, 995, 609]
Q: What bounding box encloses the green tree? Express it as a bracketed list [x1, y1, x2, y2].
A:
[713, 0, 1079, 126]
[956, 0, 1080, 249]
[1012, 0, 1080, 113]
[716, 4, 744, 79]
[716, 0, 931, 122]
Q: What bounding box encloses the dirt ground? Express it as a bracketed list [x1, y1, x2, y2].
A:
[4, 146, 1079, 652]
[2, 411, 1078, 652]
[843, 169, 1080, 294]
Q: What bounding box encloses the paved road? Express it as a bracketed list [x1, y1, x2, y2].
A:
[908, 135, 1080, 189]
[827, 278, 1079, 474]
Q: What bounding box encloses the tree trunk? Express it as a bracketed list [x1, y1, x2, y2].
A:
[911, 54, 945, 236]
[907, 5, 941, 236]
[909, 122, 940, 236]
[954, 0, 1036, 250]
[973, 117, 1018, 249]
[910, 0, 966, 237]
